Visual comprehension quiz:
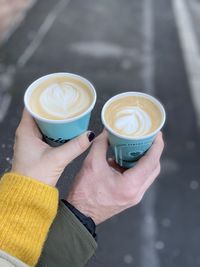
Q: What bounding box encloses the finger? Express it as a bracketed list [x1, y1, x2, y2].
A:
[53, 131, 95, 165]
[16, 108, 42, 138]
[124, 132, 164, 185]
[108, 158, 126, 174]
[144, 132, 164, 160]
[87, 129, 108, 162]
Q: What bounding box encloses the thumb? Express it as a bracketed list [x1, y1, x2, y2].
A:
[53, 131, 95, 165]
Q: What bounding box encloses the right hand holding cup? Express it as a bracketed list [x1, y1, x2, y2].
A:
[67, 130, 164, 225]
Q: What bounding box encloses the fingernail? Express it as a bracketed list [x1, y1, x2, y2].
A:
[87, 131, 96, 142]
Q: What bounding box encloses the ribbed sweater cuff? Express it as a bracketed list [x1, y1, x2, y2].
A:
[0, 172, 59, 267]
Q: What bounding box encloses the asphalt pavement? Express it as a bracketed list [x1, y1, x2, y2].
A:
[0, 0, 200, 266]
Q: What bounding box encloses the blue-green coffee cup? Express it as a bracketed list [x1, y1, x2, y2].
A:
[101, 92, 166, 168]
[24, 73, 96, 146]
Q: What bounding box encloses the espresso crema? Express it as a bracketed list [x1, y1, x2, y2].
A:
[29, 76, 93, 120]
[104, 95, 162, 137]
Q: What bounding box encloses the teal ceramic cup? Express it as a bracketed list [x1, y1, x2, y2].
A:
[24, 73, 96, 146]
[101, 92, 166, 169]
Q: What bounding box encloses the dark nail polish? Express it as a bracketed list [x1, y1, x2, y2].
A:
[87, 131, 96, 142]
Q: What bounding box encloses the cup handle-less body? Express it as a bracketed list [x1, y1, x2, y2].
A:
[36, 113, 91, 146]
[108, 131, 155, 168]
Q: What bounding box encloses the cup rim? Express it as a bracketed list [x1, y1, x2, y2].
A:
[101, 92, 166, 140]
[24, 72, 97, 124]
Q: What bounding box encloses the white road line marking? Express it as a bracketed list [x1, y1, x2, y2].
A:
[173, 0, 200, 126]
[69, 41, 136, 58]
[142, 0, 155, 95]
[0, 94, 11, 122]
[0, 66, 15, 123]
[141, 190, 160, 267]
[17, 0, 71, 67]
[141, 0, 160, 266]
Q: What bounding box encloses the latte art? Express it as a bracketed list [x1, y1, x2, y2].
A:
[29, 76, 93, 120]
[39, 82, 90, 119]
[114, 107, 152, 136]
[104, 95, 162, 137]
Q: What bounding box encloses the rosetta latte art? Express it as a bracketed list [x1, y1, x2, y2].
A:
[39, 82, 90, 119]
[114, 107, 152, 136]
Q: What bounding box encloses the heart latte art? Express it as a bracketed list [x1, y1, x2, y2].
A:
[104, 96, 162, 137]
[29, 76, 93, 120]
[114, 107, 152, 136]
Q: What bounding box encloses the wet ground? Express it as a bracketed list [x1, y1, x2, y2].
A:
[0, 0, 200, 266]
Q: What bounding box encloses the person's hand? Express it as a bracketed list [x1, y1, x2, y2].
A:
[11, 109, 95, 186]
[67, 130, 164, 224]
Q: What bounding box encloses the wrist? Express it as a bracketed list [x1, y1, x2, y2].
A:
[11, 167, 56, 187]
[66, 196, 101, 225]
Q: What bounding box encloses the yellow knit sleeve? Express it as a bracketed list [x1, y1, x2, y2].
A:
[0, 172, 59, 267]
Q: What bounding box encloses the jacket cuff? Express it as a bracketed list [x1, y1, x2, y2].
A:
[0, 172, 58, 267]
[61, 199, 97, 239]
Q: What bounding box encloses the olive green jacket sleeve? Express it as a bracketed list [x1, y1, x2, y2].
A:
[37, 201, 97, 267]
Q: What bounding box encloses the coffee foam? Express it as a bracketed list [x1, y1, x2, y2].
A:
[29, 76, 93, 120]
[39, 82, 90, 119]
[115, 106, 152, 136]
[104, 95, 162, 137]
